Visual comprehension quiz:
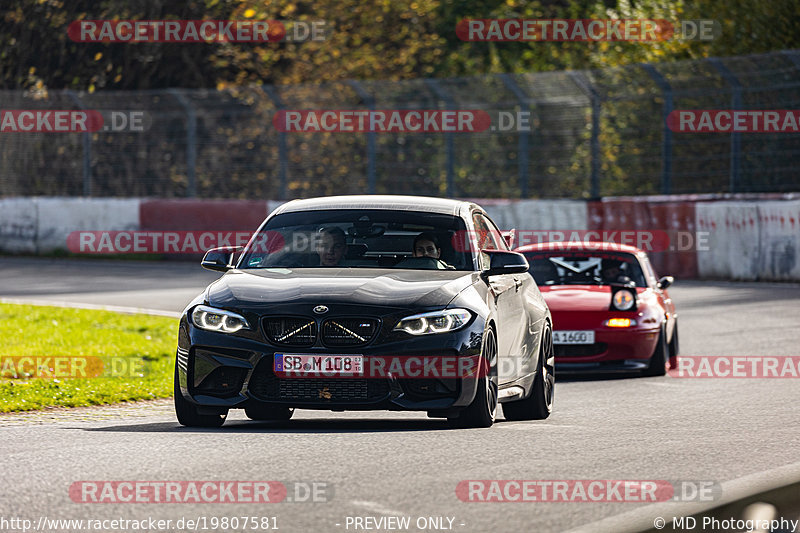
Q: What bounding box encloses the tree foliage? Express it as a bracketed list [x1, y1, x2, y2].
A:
[2, 0, 799, 91]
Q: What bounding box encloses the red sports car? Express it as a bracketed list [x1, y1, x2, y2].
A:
[514, 242, 678, 375]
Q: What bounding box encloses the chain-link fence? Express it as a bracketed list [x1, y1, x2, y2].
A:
[2, 49, 800, 199]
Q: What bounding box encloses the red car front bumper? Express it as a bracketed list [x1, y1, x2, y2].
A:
[550, 310, 661, 365]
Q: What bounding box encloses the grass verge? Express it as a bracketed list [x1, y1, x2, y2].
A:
[0, 303, 177, 412]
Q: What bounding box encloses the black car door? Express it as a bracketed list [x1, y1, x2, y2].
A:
[472, 212, 521, 384]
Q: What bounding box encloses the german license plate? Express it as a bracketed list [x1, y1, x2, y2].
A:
[552, 330, 595, 345]
[274, 353, 364, 376]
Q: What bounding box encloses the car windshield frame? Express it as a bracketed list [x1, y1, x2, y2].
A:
[237, 208, 477, 271]
[522, 250, 648, 288]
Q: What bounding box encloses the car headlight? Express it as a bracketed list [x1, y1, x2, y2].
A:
[611, 290, 636, 311]
[191, 305, 250, 333]
[605, 318, 637, 327]
[394, 309, 472, 335]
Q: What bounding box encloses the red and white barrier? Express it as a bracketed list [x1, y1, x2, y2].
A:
[2, 195, 798, 281]
[587, 198, 697, 279]
[139, 199, 271, 232]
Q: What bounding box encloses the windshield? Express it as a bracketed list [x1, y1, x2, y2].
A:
[522, 251, 647, 287]
[239, 209, 474, 271]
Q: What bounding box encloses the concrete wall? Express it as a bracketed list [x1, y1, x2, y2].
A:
[480, 199, 587, 231]
[0, 197, 139, 254]
[697, 200, 800, 280]
[37, 198, 140, 252]
[0, 198, 38, 254]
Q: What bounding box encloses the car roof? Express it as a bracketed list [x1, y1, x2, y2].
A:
[272, 195, 476, 217]
[515, 241, 645, 255]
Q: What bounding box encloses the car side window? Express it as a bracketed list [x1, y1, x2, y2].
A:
[640, 255, 658, 287]
[472, 212, 506, 251]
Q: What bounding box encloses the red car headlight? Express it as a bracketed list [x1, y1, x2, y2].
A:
[611, 289, 636, 311]
[605, 318, 637, 327]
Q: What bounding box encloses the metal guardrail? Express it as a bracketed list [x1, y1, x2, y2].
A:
[638, 479, 800, 533]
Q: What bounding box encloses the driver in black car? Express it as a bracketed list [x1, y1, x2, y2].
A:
[413, 232, 442, 259]
[411, 232, 454, 269]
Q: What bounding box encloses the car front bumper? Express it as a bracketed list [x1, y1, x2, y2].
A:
[175, 313, 487, 412]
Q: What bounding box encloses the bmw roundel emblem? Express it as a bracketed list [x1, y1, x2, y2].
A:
[313, 305, 329, 314]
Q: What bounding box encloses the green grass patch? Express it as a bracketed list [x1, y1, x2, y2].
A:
[0, 303, 177, 412]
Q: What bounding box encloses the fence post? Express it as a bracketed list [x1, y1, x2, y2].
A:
[262, 85, 289, 200]
[641, 64, 673, 195]
[707, 58, 742, 193]
[346, 80, 377, 194]
[168, 89, 198, 197]
[64, 90, 92, 196]
[568, 71, 601, 198]
[500, 74, 531, 198]
[424, 78, 455, 198]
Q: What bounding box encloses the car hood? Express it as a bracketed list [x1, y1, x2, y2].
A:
[206, 268, 478, 309]
[539, 285, 645, 312]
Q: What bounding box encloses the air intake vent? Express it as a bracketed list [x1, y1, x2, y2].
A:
[321, 318, 379, 347]
[248, 358, 390, 403]
[263, 317, 317, 346]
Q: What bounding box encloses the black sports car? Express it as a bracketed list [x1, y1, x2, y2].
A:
[174, 195, 554, 428]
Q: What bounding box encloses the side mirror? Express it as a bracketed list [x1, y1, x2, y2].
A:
[501, 229, 516, 249]
[657, 276, 674, 290]
[481, 249, 529, 278]
[201, 246, 243, 272]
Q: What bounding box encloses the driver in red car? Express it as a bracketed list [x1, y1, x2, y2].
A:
[600, 258, 628, 284]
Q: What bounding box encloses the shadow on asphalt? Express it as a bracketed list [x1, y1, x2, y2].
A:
[556, 372, 646, 382]
[78, 373, 659, 433]
[81, 418, 468, 433]
[79, 412, 576, 433]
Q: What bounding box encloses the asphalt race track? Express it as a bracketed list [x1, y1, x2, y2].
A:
[1, 257, 799, 533]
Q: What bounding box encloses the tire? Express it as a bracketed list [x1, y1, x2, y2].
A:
[449, 327, 498, 428]
[174, 362, 228, 427]
[502, 323, 555, 421]
[667, 321, 679, 370]
[642, 325, 668, 377]
[245, 405, 294, 421]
